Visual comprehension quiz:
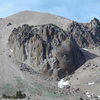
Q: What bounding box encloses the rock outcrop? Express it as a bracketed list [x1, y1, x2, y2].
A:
[66, 18, 100, 48]
[8, 24, 86, 79]
[8, 18, 100, 79]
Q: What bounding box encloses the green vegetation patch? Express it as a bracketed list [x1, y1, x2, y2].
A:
[2, 91, 26, 99]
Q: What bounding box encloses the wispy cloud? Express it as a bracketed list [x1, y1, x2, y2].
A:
[0, 0, 100, 22]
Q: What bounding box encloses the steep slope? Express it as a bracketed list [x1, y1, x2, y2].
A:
[0, 11, 72, 50]
[1, 11, 100, 49]
[69, 49, 100, 96]
[0, 11, 79, 99]
[5, 11, 72, 31]
[8, 24, 86, 79]
[66, 18, 100, 48]
[0, 29, 26, 96]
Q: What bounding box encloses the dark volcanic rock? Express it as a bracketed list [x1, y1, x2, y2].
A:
[7, 22, 12, 26]
[66, 18, 100, 48]
[8, 24, 86, 79]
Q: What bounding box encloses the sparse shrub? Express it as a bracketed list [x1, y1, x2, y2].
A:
[80, 97, 84, 100]
[16, 91, 26, 98]
[2, 94, 7, 98]
[2, 91, 26, 99]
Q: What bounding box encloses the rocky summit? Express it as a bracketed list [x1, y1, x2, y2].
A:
[8, 24, 86, 79]
[66, 18, 100, 48]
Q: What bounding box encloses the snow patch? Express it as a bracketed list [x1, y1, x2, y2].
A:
[82, 48, 88, 51]
[10, 49, 13, 52]
[87, 82, 95, 86]
[85, 92, 100, 99]
[58, 79, 69, 88]
[86, 92, 89, 95]
[86, 92, 91, 98]
[97, 96, 100, 98]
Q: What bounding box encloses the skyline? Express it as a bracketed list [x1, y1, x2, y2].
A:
[0, 0, 100, 22]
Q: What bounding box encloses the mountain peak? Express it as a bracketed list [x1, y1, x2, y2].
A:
[90, 17, 100, 25]
[5, 10, 72, 31]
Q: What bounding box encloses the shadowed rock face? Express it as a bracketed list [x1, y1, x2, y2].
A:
[67, 18, 100, 48]
[8, 24, 86, 79]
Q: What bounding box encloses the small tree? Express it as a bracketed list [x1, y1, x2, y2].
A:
[2, 94, 7, 98]
[16, 91, 26, 98]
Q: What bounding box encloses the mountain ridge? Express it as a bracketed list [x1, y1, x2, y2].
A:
[0, 10, 100, 100]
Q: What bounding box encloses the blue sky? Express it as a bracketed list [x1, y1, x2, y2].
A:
[0, 0, 100, 22]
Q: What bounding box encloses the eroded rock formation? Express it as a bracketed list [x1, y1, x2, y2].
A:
[67, 18, 100, 48]
[8, 24, 86, 79]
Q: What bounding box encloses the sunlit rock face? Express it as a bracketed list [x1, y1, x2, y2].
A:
[8, 24, 86, 79]
[67, 18, 100, 48]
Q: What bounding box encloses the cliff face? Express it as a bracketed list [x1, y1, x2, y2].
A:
[8, 24, 85, 79]
[8, 18, 100, 79]
[67, 18, 100, 48]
